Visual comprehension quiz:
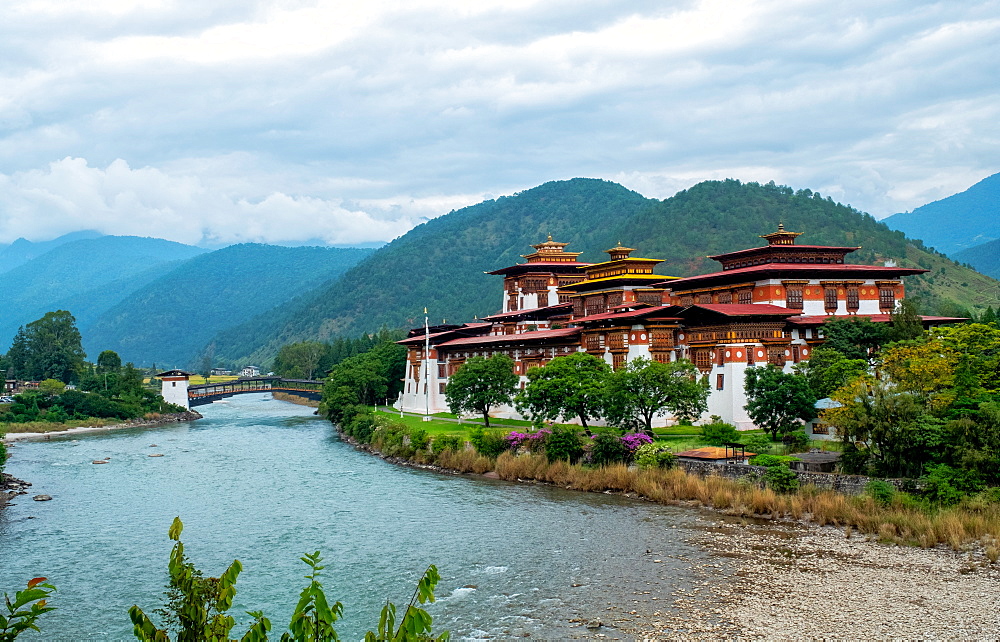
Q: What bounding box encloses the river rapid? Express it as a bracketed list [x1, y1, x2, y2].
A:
[1, 394, 714, 640]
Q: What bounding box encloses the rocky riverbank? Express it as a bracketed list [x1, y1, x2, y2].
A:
[595, 516, 1000, 640]
[2, 411, 203, 443]
[0, 472, 32, 509]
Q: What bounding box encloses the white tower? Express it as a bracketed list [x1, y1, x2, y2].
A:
[157, 370, 192, 410]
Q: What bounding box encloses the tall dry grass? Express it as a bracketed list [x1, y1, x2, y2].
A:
[470, 452, 1000, 549]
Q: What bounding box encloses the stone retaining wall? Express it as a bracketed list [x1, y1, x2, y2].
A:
[677, 460, 910, 496]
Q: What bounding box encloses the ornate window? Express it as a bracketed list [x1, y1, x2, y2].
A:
[692, 349, 712, 370]
[824, 288, 838, 311]
[879, 288, 895, 311]
[680, 295, 694, 306]
[612, 353, 626, 371]
[738, 290, 752, 305]
[718, 291, 733, 304]
[847, 288, 860, 312]
[716, 374, 724, 390]
[698, 293, 712, 304]
[786, 288, 803, 310]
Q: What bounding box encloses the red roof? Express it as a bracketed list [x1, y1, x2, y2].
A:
[487, 262, 591, 275]
[481, 303, 572, 321]
[397, 323, 491, 345]
[708, 245, 860, 260]
[686, 303, 800, 317]
[662, 263, 928, 288]
[571, 307, 681, 324]
[437, 327, 580, 347]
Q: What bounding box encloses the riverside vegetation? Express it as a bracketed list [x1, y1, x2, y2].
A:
[323, 324, 1000, 557]
[3, 518, 449, 641]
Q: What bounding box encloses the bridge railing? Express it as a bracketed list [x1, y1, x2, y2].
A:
[188, 377, 324, 402]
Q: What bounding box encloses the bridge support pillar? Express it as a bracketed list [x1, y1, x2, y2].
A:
[156, 369, 192, 410]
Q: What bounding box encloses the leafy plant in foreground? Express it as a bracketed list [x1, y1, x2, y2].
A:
[0, 577, 56, 641]
[129, 518, 448, 641]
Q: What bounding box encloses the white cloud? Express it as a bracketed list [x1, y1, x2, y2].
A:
[0, 0, 997, 244]
[0, 158, 418, 245]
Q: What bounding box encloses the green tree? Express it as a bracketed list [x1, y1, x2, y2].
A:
[274, 341, 330, 380]
[889, 297, 924, 342]
[515, 352, 610, 434]
[604, 357, 708, 435]
[445, 355, 517, 427]
[96, 350, 122, 374]
[5, 311, 86, 383]
[824, 377, 947, 478]
[820, 317, 891, 362]
[793, 346, 868, 399]
[744, 366, 817, 440]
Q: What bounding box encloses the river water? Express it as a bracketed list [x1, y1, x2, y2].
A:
[1, 394, 712, 640]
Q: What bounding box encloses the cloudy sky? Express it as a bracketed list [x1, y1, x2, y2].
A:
[1, 0, 998, 246]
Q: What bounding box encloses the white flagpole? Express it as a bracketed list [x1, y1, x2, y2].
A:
[424, 307, 431, 421]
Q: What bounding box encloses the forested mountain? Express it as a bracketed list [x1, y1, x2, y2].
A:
[883, 172, 1000, 256]
[210, 179, 653, 365]
[82, 244, 373, 367]
[0, 230, 104, 273]
[208, 178, 1000, 367]
[955, 238, 1000, 279]
[0, 236, 206, 351]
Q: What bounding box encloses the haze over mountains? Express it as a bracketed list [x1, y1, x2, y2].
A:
[0, 238, 372, 367]
[2, 175, 997, 371]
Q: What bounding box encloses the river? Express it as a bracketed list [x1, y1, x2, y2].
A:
[1, 394, 714, 640]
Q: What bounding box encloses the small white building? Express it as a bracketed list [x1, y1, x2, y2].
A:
[157, 369, 192, 410]
[240, 365, 261, 378]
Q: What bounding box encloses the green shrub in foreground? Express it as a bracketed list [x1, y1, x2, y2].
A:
[763, 465, 799, 493]
[700, 421, 739, 446]
[544, 426, 584, 463]
[633, 443, 676, 470]
[467, 426, 509, 459]
[865, 480, 896, 506]
[431, 435, 463, 455]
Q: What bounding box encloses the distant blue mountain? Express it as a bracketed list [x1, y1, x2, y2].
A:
[81, 243, 373, 367]
[954, 238, 1000, 279]
[0, 236, 206, 352]
[883, 172, 1000, 256]
[0, 230, 104, 274]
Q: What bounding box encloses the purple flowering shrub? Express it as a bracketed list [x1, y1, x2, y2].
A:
[587, 431, 655, 466]
[505, 429, 551, 453]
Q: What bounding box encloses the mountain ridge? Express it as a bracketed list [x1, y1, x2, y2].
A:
[883, 172, 1000, 255]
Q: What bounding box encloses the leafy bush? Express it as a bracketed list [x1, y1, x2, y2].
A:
[838, 442, 870, 474]
[0, 441, 6, 475]
[748, 454, 797, 467]
[633, 443, 676, 470]
[589, 431, 630, 467]
[700, 421, 739, 446]
[865, 480, 896, 506]
[408, 427, 430, 452]
[544, 426, 584, 463]
[763, 465, 799, 493]
[431, 434, 462, 455]
[922, 464, 985, 506]
[782, 430, 811, 452]
[741, 433, 773, 455]
[467, 426, 509, 459]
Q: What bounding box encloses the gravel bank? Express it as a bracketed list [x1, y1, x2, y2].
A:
[612, 516, 1000, 640]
